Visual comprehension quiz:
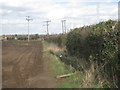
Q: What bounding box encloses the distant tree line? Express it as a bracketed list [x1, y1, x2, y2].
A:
[6, 34, 40, 40]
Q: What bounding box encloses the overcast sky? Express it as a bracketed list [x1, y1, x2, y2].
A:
[0, 0, 119, 35]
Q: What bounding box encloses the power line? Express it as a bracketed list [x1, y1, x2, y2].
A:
[44, 20, 51, 35]
[26, 16, 33, 42]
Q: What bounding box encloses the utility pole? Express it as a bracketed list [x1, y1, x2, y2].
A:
[26, 16, 32, 42]
[61, 20, 64, 34]
[64, 20, 66, 33]
[61, 20, 66, 34]
[44, 21, 51, 35]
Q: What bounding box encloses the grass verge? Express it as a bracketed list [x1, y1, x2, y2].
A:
[42, 40, 85, 88]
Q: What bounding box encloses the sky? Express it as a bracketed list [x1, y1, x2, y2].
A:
[0, 0, 119, 35]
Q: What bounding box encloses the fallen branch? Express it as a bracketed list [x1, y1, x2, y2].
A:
[56, 72, 76, 79]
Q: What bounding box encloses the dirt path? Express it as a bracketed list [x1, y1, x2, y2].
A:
[2, 41, 60, 88]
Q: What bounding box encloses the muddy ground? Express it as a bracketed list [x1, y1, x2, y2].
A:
[2, 41, 61, 88]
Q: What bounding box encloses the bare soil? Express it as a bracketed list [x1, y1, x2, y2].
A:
[2, 41, 61, 88]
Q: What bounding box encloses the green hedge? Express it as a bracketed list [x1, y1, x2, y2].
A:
[66, 20, 119, 59]
[66, 28, 84, 57]
[66, 20, 119, 87]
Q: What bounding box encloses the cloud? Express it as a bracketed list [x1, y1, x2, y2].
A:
[55, 1, 70, 5]
[0, 4, 30, 17]
[0, 0, 118, 35]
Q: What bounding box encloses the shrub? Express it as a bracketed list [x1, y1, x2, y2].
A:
[66, 28, 83, 57]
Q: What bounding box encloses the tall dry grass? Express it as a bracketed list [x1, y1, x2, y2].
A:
[82, 60, 118, 88]
[48, 43, 63, 53]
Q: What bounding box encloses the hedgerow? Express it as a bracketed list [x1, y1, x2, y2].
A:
[45, 34, 66, 48]
[66, 20, 119, 87]
[45, 20, 119, 87]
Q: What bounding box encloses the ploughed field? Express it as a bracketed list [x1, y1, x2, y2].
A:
[2, 41, 58, 88]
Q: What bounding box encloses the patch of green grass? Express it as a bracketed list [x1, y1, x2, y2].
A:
[49, 54, 78, 75]
[42, 40, 50, 51]
[43, 41, 74, 75]
[58, 72, 84, 88]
